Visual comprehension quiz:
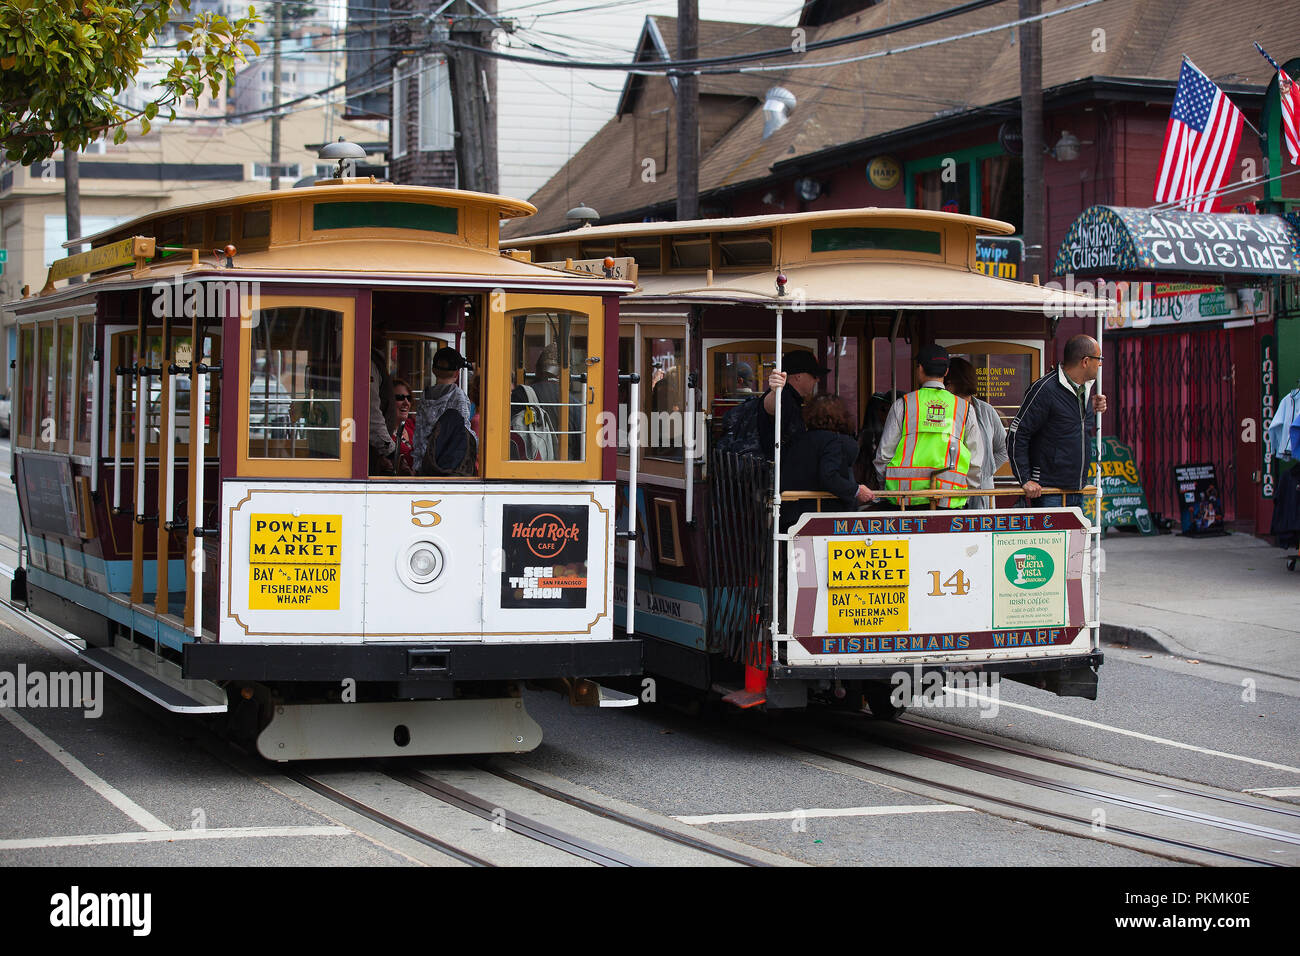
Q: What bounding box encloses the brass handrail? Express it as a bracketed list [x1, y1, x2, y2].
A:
[781, 486, 1098, 511]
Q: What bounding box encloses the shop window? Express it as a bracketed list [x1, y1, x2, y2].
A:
[914, 167, 968, 215]
[507, 311, 589, 463]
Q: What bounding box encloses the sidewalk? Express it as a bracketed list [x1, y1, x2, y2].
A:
[1099, 531, 1300, 681]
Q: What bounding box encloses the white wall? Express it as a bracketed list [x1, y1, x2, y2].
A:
[495, 2, 802, 201]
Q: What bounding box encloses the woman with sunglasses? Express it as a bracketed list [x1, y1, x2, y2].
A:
[392, 378, 416, 475]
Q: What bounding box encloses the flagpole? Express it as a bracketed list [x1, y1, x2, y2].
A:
[1183, 53, 1263, 138]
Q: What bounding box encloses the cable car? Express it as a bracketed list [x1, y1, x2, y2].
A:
[514, 208, 1110, 714]
[6, 173, 640, 759]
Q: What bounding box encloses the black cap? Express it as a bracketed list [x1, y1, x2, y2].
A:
[431, 347, 471, 372]
[917, 344, 950, 376]
[783, 350, 829, 377]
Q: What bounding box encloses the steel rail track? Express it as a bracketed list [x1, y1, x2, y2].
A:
[897, 715, 1300, 820]
[390, 769, 648, 867]
[858, 721, 1300, 846]
[777, 716, 1294, 867]
[288, 771, 497, 867]
[473, 761, 770, 867]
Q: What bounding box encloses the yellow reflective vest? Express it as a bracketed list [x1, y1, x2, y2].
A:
[884, 387, 974, 507]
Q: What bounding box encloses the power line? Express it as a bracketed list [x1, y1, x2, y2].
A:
[447, 0, 1011, 73]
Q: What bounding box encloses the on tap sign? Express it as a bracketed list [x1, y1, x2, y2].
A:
[248, 514, 342, 609]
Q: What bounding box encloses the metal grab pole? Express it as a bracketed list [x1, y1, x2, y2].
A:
[90, 351, 101, 494]
[164, 368, 178, 526]
[134, 371, 146, 520]
[685, 379, 695, 519]
[771, 307, 784, 644]
[193, 368, 206, 638]
[1093, 306, 1105, 651]
[113, 372, 124, 511]
[626, 377, 639, 637]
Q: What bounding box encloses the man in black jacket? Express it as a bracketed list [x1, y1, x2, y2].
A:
[1007, 335, 1108, 508]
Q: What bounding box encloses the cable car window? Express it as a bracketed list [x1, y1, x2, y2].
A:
[37, 323, 53, 444]
[508, 311, 588, 463]
[110, 333, 138, 446]
[76, 318, 94, 446]
[18, 326, 33, 443]
[646, 336, 685, 460]
[247, 307, 343, 460]
[56, 321, 74, 445]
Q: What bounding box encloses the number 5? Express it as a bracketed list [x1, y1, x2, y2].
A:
[411, 499, 441, 527]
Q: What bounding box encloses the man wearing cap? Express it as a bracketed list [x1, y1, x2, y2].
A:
[412, 347, 475, 475]
[761, 350, 826, 458]
[874, 344, 982, 508]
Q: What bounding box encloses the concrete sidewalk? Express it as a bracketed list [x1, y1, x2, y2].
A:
[1099, 530, 1300, 680]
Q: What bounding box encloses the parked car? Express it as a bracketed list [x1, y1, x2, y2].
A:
[0, 392, 10, 438]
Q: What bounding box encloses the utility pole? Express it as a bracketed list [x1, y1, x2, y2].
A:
[1019, 0, 1044, 281]
[445, 0, 500, 194]
[270, 0, 284, 190]
[675, 0, 699, 220]
[64, 148, 82, 284]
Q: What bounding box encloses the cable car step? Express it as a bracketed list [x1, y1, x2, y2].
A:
[81, 646, 228, 715]
[713, 683, 767, 709]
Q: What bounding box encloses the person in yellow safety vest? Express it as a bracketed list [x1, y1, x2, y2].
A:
[873, 344, 982, 508]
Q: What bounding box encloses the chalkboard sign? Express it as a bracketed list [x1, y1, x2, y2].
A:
[1173, 462, 1226, 536]
[17, 453, 80, 539]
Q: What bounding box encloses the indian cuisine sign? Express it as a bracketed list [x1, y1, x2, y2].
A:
[787, 510, 1091, 658]
[1053, 206, 1300, 277]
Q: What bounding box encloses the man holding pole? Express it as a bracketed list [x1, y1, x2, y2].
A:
[1007, 334, 1108, 509]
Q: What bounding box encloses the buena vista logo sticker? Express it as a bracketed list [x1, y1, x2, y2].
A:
[1005, 548, 1054, 589]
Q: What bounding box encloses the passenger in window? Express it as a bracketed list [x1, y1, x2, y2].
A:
[782, 395, 875, 529]
[413, 347, 476, 476]
[511, 346, 581, 461]
[392, 378, 416, 475]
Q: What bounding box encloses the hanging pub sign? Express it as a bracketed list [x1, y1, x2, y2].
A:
[500, 504, 590, 608]
[1082, 437, 1156, 534]
[1053, 206, 1300, 277]
[866, 156, 901, 190]
[975, 236, 1024, 280]
[1173, 463, 1227, 536]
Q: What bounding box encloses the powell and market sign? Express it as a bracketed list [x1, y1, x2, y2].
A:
[1054, 206, 1300, 277]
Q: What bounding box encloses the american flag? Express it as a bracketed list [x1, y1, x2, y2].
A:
[1153, 60, 1244, 211]
[1255, 44, 1300, 166]
[1277, 69, 1300, 165]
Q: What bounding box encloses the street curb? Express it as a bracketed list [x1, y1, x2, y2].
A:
[1099, 622, 1173, 655]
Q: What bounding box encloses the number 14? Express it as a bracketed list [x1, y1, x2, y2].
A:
[927, 569, 971, 596]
